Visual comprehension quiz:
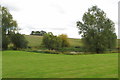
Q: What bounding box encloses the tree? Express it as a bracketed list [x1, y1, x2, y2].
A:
[39, 30, 46, 36]
[58, 34, 70, 47]
[30, 31, 35, 35]
[30, 30, 46, 36]
[1, 6, 18, 49]
[77, 6, 117, 53]
[35, 31, 40, 35]
[2, 7, 17, 34]
[2, 34, 10, 50]
[42, 32, 62, 50]
[10, 33, 28, 49]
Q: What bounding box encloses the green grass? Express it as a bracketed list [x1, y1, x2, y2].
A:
[3, 51, 118, 78]
[24, 35, 43, 47]
[24, 35, 82, 48]
[68, 38, 83, 47]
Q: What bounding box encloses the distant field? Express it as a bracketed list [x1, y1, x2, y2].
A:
[24, 35, 83, 48]
[3, 51, 118, 78]
[24, 35, 43, 47]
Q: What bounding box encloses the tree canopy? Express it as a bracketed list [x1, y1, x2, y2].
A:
[1, 6, 28, 50]
[77, 6, 117, 53]
[58, 34, 70, 47]
[42, 32, 62, 50]
[31, 30, 46, 36]
[2, 6, 18, 34]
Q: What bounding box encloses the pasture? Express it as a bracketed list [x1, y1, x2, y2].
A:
[24, 35, 83, 48]
[2, 51, 118, 78]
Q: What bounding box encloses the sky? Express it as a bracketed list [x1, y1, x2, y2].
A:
[1, 0, 119, 38]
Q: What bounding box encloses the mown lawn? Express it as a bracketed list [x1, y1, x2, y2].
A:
[2, 51, 118, 78]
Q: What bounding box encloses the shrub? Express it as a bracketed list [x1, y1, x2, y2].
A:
[42, 32, 62, 50]
[10, 33, 28, 49]
[59, 47, 85, 52]
[2, 34, 10, 50]
[58, 34, 70, 47]
[41, 50, 62, 54]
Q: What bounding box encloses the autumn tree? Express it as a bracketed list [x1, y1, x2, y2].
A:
[58, 34, 70, 47]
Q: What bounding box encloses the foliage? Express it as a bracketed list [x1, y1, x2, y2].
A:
[2, 6, 18, 34]
[59, 47, 85, 52]
[31, 30, 46, 36]
[58, 34, 70, 47]
[77, 6, 117, 53]
[40, 50, 62, 54]
[42, 32, 62, 50]
[2, 34, 10, 50]
[1, 6, 18, 49]
[10, 33, 28, 49]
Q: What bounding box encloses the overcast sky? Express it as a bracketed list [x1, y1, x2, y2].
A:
[1, 0, 119, 38]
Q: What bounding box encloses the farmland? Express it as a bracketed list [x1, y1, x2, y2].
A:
[2, 50, 118, 78]
[24, 35, 83, 48]
[24, 35, 120, 48]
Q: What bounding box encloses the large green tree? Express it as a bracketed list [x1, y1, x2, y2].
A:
[2, 7, 17, 34]
[0, 6, 2, 50]
[2, 6, 18, 49]
[1, 6, 28, 50]
[77, 6, 117, 53]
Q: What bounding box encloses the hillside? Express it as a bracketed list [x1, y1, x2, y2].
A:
[24, 35, 120, 49]
[24, 35, 83, 48]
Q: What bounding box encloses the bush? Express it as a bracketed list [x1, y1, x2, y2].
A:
[42, 32, 62, 50]
[10, 33, 28, 49]
[58, 34, 70, 47]
[2, 34, 10, 50]
[59, 47, 85, 52]
[41, 50, 62, 54]
[42, 33, 70, 51]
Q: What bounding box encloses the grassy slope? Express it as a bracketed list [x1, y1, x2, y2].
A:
[25, 35, 120, 48]
[24, 35, 43, 47]
[3, 51, 118, 78]
[24, 35, 82, 47]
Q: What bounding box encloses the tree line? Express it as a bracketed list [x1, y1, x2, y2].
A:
[1, 5, 117, 53]
[42, 33, 70, 50]
[30, 30, 46, 36]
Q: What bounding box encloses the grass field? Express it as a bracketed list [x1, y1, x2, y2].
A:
[24, 35, 43, 47]
[24, 35, 83, 48]
[3, 51, 118, 78]
[24, 35, 120, 48]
